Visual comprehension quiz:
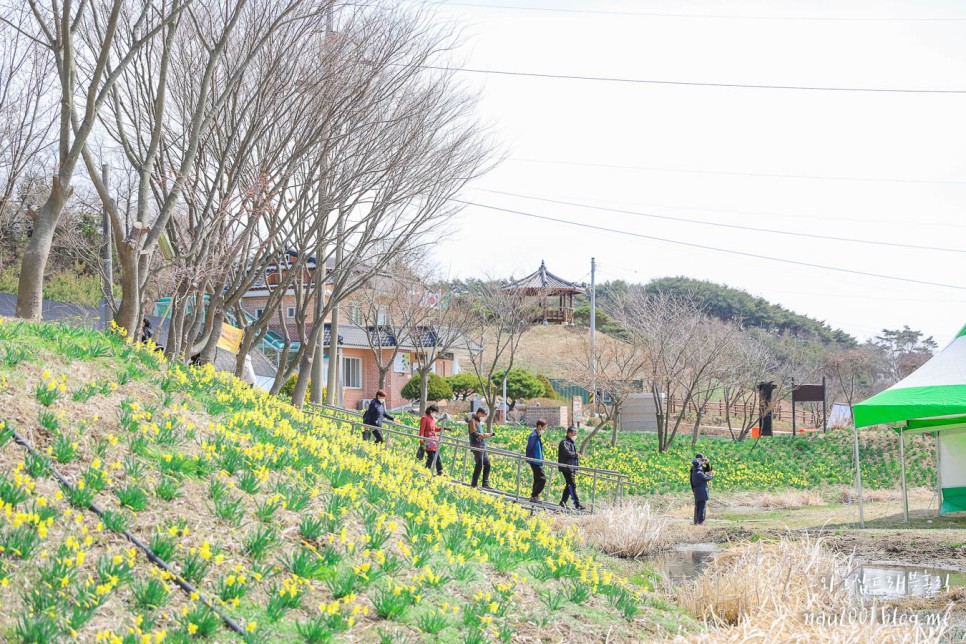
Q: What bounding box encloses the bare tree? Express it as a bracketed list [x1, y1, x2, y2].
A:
[82, 0, 328, 339]
[569, 332, 650, 453]
[8, 0, 191, 319]
[0, 10, 55, 267]
[615, 291, 736, 452]
[825, 346, 879, 411]
[408, 285, 476, 414]
[464, 281, 535, 430]
[720, 329, 776, 441]
[356, 266, 424, 391]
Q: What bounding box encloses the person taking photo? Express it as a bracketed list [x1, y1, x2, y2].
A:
[690, 453, 714, 525]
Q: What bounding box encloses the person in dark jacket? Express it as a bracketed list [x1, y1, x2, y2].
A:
[690, 453, 714, 525]
[525, 420, 548, 503]
[362, 390, 394, 444]
[557, 426, 585, 510]
[468, 407, 493, 489]
[140, 319, 153, 344]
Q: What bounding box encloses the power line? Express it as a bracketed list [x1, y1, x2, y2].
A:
[480, 188, 965, 230]
[598, 262, 966, 304]
[453, 199, 966, 291]
[426, 1, 966, 21]
[506, 157, 966, 187]
[426, 65, 966, 94]
[477, 189, 966, 253]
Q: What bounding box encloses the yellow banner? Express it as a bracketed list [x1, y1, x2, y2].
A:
[217, 323, 244, 354]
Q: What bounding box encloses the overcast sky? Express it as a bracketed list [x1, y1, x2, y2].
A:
[417, 0, 966, 344]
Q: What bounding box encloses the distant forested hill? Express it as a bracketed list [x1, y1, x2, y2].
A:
[642, 276, 855, 345]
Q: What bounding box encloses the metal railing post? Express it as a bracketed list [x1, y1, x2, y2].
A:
[590, 471, 598, 513]
[515, 458, 523, 501]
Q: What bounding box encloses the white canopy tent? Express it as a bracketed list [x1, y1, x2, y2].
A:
[853, 324, 966, 519]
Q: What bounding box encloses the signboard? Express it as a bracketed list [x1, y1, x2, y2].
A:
[394, 353, 412, 374]
[793, 384, 825, 403]
[217, 323, 244, 354]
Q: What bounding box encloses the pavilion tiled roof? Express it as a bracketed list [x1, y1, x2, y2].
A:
[502, 261, 584, 295]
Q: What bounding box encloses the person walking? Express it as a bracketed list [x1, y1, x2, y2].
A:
[362, 390, 394, 444]
[557, 426, 585, 510]
[690, 453, 714, 525]
[468, 407, 494, 489]
[525, 419, 548, 503]
[419, 405, 446, 476]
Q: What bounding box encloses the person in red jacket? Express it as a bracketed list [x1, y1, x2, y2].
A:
[419, 405, 446, 475]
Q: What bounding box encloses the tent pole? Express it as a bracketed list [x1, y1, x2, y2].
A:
[899, 428, 908, 523]
[852, 422, 865, 528]
[936, 432, 942, 517]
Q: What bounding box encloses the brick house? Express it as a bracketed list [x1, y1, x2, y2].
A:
[239, 254, 472, 409]
[316, 323, 466, 410]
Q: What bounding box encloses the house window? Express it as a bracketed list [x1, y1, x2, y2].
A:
[287, 306, 296, 319]
[255, 308, 264, 319]
[377, 307, 391, 326]
[342, 357, 362, 389]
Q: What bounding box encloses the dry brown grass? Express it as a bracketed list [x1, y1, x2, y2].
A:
[556, 499, 672, 559]
[839, 486, 934, 504]
[674, 536, 949, 643]
[717, 489, 826, 508]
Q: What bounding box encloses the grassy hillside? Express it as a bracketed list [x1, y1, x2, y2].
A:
[0, 320, 694, 642]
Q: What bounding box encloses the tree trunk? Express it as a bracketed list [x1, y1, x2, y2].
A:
[15, 182, 68, 319]
[114, 246, 141, 341]
[419, 368, 430, 414]
[310, 340, 325, 404]
[610, 406, 620, 447]
[378, 367, 389, 391]
[195, 307, 222, 365]
[292, 348, 313, 408]
[579, 415, 609, 454]
[325, 302, 340, 405]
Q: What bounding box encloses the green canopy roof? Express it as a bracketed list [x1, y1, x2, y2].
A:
[853, 323, 966, 430]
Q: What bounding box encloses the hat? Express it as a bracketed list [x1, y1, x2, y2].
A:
[695, 453, 705, 460]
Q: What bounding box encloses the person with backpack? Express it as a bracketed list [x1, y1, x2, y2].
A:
[419, 405, 446, 476]
[526, 419, 548, 503]
[690, 453, 714, 525]
[467, 407, 494, 489]
[362, 390, 394, 444]
[557, 426, 585, 510]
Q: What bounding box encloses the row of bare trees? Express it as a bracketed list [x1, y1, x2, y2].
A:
[2, 0, 491, 405]
[563, 289, 919, 453]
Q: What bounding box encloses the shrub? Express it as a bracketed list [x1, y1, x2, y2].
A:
[278, 372, 325, 401]
[536, 374, 557, 400]
[503, 369, 544, 408]
[446, 373, 479, 400]
[401, 373, 452, 402]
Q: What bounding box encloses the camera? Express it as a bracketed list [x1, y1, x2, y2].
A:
[701, 458, 712, 473]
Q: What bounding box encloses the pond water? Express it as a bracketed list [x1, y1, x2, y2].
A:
[651, 543, 720, 583]
[651, 544, 966, 600]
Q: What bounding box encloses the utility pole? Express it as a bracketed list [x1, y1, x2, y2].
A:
[589, 257, 596, 415]
[99, 164, 113, 330]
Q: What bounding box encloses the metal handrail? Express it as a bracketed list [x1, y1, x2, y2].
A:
[305, 403, 628, 512]
[307, 403, 626, 478]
